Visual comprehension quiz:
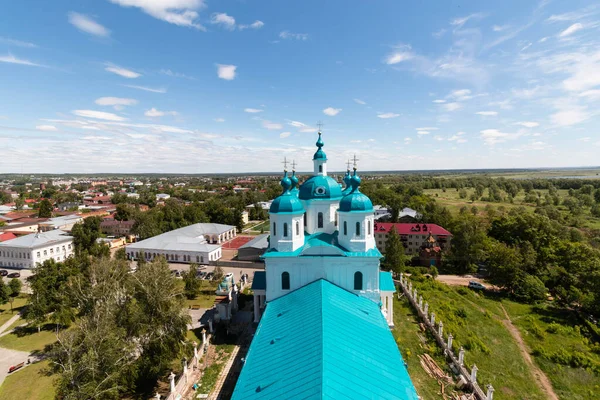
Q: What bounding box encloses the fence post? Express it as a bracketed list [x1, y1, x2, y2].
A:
[169, 372, 176, 394]
[447, 333, 453, 351]
[183, 358, 188, 384]
[471, 364, 478, 384]
[486, 384, 495, 400]
[438, 321, 443, 338]
[424, 302, 429, 316]
[458, 347, 465, 366]
[430, 312, 435, 326]
[418, 295, 423, 310]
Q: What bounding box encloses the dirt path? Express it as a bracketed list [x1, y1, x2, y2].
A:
[500, 304, 559, 400]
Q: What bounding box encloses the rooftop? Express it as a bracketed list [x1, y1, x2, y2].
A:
[0, 230, 73, 249]
[239, 234, 269, 250]
[126, 223, 235, 252]
[232, 279, 418, 400]
[374, 223, 452, 236]
[39, 215, 83, 227]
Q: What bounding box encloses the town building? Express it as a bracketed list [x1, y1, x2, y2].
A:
[233, 132, 418, 399]
[373, 222, 452, 256]
[214, 274, 239, 322]
[0, 230, 74, 269]
[38, 215, 83, 232]
[236, 233, 268, 261]
[100, 219, 135, 236]
[156, 193, 170, 201]
[125, 223, 236, 264]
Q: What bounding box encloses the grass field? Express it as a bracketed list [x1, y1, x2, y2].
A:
[0, 296, 28, 328]
[502, 301, 600, 400]
[0, 360, 55, 400]
[246, 220, 269, 233]
[406, 278, 546, 400]
[0, 324, 61, 352]
[182, 281, 218, 309]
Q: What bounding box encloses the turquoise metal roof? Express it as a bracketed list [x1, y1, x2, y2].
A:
[231, 279, 418, 400]
[262, 231, 382, 259]
[313, 132, 327, 160]
[251, 271, 266, 291]
[339, 191, 374, 212]
[298, 175, 343, 200]
[379, 271, 396, 292]
[269, 193, 305, 214]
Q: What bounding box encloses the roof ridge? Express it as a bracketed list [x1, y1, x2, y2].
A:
[319, 279, 326, 400]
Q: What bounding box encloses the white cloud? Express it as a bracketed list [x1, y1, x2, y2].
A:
[476, 111, 498, 116]
[36, 125, 58, 131]
[377, 112, 400, 119]
[210, 13, 235, 30]
[550, 108, 590, 126]
[433, 99, 446, 103]
[448, 132, 467, 143]
[578, 137, 591, 142]
[280, 132, 291, 138]
[108, 0, 205, 30]
[122, 84, 166, 93]
[239, 20, 264, 30]
[262, 120, 283, 130]
[450, 13, 487, 27]
[214, 118, 225, 122]
[443, 102, 462, 111]
[105, 64, 141, 78]
[72, 110, 126, 121]
[559, 23, 584, 37]
[0, 54, 44, 67]
[244, 108, 263, 113]
[580, 89, 600, 100]
[515, 121, 539, 128]
[288, 121, 306, 127]
[95, 97, 138, 110]
[0, 37, 36, 48]
[68, 12, 110, 37]
[145, 108, 178, 117]
[279, 31, 308, 40]
[492, 25, 509, 32]
[385, 51, 414, 65]
[216, 64, 236, 80]
[354, 98, 366, 105]
[416, 127, 438, 130]
[160, 69, 195, 80]
[323, 107, 341, 116]
[449, 89, 471, 100]
[562, 51, 600, 92]
[417, 131, 430, 135]
[480, 129, 512, 145]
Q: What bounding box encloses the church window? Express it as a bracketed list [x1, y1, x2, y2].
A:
[368, 221, 371, 235]
[296, 221, 300, 235]
[356, 222, 361, 236]
[318, 212, 323, 228]
[283, 223, 288, 237]
[273, 223, 277, 236]
[354, 271, 363, 290]
[282, 272, 290, 290]
[304, 214, 307, 227]
[319, 165, 323, 173]
[343, 221, 347, 235]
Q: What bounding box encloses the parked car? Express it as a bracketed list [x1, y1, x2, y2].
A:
[7, 272, 20, 279]
[0, 270, 7, 277]
[468, 281, 486, 291]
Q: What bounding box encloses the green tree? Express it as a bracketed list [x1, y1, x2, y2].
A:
[0, 278, 9, 305]
[183, 264, 202, 299]
[114, 203, 132, 221]
[7, 278, 22, 312]
[71, 216, 109, 257]
[382, 227, 406, 274]
[486, 241, 522, 290]
[38, 198, 53, 218]
[447, 212, 490, 274]
[212, 265, 224, 281]
[14, 197, 24, 210]
[513, 274, 546, 302]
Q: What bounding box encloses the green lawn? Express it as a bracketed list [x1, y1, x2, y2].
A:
[392, 296, 447, 398]
[247, 220, 269, 233]
[0, 324, 60, 352]
[408, 277, 546, 400]
[196, 344, 235, 396]
[0, 295, 28, 328]
[183, 281, 218, 309]
[0, 360, 55, 400]
[502, 301, 600, 400]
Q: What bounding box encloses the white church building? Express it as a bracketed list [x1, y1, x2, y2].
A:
[233, 132, 418, 400]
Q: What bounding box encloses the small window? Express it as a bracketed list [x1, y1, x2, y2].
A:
[304, 214, 307, 227]
[273, 223, 277, 236]
[343, 221, 347, 236]
[296, 221, 300, 235]
[283, 223, 288, 237]
[319, 165, 323, 173]
[354, 271, 363, 290]
[368, 222, 371, 235]
[356, 222, 361, 236]
[318, 212, 323, 228]
[282, 271, 290, 290]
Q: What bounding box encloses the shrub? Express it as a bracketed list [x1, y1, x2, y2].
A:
[513, 274, 547, 303]
[457, 287, 470, 296]
[530, 323, 546, 340]
[455, 307, 468, 319]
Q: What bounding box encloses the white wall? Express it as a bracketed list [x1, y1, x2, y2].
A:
[301, 200, 339, 235]
[265, 256, 381, 302]
[0, 239, 74, 269]
[125, 247, 222, 264]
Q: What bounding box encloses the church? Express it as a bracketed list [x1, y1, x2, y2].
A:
[232, 131, 418, 399]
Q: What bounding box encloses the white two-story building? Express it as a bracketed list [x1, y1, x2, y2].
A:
[0, 230, 74, 269]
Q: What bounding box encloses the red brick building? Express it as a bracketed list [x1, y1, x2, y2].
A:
[373, 222, 452, 256]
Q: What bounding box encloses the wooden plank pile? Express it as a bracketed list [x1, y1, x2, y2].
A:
[419, 354, 452, 384]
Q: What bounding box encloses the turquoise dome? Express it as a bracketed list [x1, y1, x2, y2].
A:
[342, 170, 352, 194]
[299, 175, 343, 200]
[270, 171, 305, 214]
[313, 132, 327, 160]
[339, 169, 373, 212]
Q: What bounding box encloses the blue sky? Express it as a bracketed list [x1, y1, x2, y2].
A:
[1, 0, 600, 173]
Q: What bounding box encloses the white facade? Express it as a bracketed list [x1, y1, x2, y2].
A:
[0, 230, 74, 269]
[269, 213, 304, 253]
[301, 200, 339, 235]
[338, 211, 376, 253]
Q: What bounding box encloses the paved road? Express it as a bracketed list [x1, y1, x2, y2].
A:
[0, 347, 31, 386]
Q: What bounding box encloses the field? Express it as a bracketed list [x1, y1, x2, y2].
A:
[0, 360, 55, 400]
[0, 295, 28, 328]
[395, 277, 600, 400]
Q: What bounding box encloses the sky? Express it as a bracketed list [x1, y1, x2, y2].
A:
[1, 0, 600, 174]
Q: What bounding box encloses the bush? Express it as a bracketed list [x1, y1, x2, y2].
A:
[455, 307, 468, 319]
[530, 323, 546, 340]
[513, 274, 547, 303]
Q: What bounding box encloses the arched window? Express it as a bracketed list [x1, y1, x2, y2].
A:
[354, 271, 363, 290]
[273, 222, 277, 236]
[282, 272, 290, 290]
[296, 221, 300, 235]
[356, 222, 361, 236]
[368, 221, 371, 235]
[283, 222, 288, 237]
[343, 221, 348, 236]
[318, 212, 324, 228]
[304, 214, 307, 227]
[319, 165, 323, 173]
